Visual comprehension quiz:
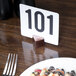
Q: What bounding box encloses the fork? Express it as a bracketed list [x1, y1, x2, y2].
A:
[3, 53, 18, 76]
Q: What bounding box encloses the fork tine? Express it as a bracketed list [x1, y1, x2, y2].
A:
[3, 53, 10, 75]
[6, 54, 13, 75]
[9, 54, 15, 75]
[12, 54, 18, 76]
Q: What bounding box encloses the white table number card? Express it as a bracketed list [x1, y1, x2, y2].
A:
[20, 4, 59, 45]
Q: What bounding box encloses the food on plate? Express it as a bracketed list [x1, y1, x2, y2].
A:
[30, 66, 76, 76]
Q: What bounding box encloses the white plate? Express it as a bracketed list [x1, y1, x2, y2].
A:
[20, 57, 76, 76]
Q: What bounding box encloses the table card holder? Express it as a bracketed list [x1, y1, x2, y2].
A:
[32, 35, 45, 48]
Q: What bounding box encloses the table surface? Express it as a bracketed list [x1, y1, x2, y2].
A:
[0, 17, 76, 76]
